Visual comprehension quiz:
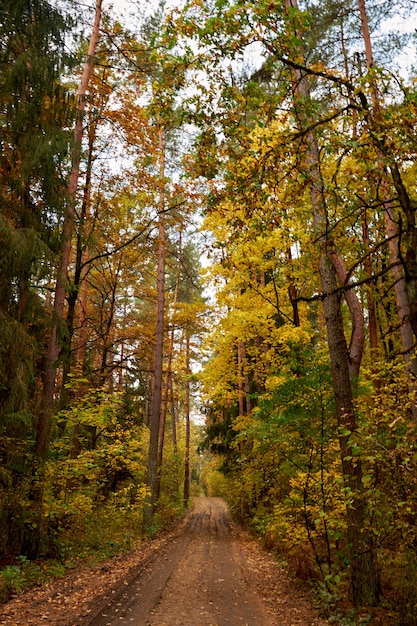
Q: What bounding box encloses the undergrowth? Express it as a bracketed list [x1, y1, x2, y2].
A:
[0, 499, 184, 605]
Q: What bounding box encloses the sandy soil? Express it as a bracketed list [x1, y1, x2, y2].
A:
[0, 497, 328, 625]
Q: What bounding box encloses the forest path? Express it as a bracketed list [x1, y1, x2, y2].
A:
[0, 497, 328, 625]
[86, 497, 327, 626]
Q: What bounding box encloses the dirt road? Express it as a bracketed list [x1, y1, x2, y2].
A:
[88, 497, 267, 625]
[87, 497, 326, 626]
[0, 497, 328, 625]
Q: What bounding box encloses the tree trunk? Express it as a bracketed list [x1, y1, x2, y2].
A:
[328, 241, 365, 386]
[143, 126, 166, 530]
[183, 332, 191, 508]
[156, 232, 182, 499]
[340, 19, 378, 365]
[287, 246, 300, 327]
[360, 206, 379, 360]
[170, 373, 178, 452]
[284, 0, 379, 606]
[61, 113, 96, 418]
[237, 340, 245, 416]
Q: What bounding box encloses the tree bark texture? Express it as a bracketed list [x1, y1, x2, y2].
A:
[183, 332, 191, 508]
[156, 263, 180, 500]
[143, 126, 166, 530]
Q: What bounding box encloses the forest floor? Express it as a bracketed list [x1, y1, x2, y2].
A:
[0, 497, 329, 625]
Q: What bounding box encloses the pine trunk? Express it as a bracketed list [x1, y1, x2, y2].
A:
[35, 0, 102, 459]
[170, 374, 178, 452]
[143, 127, 166, 530]
[156, 239, 181, 499]
[183, 332, 191, 508]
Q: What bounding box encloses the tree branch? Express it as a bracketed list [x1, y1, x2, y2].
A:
[81, 199, 188, 270]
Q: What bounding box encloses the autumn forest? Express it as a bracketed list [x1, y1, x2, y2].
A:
[1, 0, 417, 622]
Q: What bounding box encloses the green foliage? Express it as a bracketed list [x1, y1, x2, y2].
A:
[0, 0, 77, 562]
[0, 565, 25, 602]
[57, 497, 147, 564]
[49, 386, 148, 508]
[0, 557, 67, 604]
[229, 353, 347, 575]
[205, 351, 417, 617]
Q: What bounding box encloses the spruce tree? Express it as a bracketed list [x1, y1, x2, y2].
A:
[0, 0, 75, 557]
